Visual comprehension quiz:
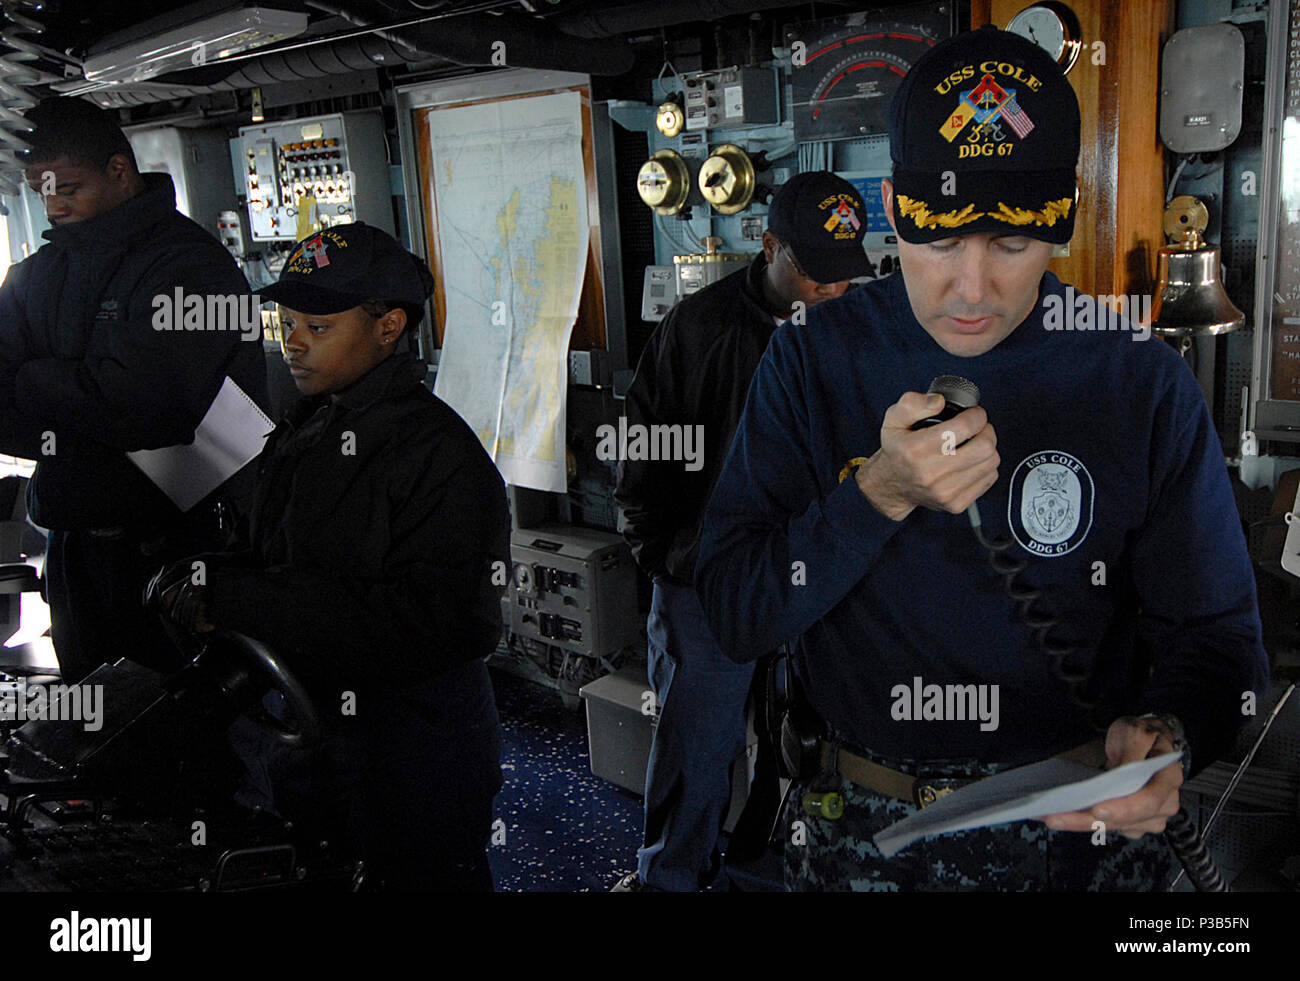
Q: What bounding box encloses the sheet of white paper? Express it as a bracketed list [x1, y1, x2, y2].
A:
[873, 751, 1182, 858]
[127, 376, 274, 512]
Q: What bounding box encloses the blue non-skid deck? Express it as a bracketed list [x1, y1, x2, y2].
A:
[486, 668, 644, 892]
[486, 668, 783, 892]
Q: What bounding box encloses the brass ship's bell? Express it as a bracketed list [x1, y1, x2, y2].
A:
[1151, 202, 1245, 339]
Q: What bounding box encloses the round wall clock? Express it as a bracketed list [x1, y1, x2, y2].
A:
[1006, 2, 1083, 74]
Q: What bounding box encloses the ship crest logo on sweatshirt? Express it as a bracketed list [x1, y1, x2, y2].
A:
[1008, 450, 1093, 557]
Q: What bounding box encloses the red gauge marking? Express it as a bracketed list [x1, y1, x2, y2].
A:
[804, 31, 933, 64]
[806, 41, 842, 63]
[812, 60, 908, 118]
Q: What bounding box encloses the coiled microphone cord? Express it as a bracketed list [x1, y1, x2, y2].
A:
[966, 501, 1105, 728]
[967, 502, 1227, 892]
[924, 375, 1226, 891]
[1163, 808, 1226, 892]
[917, 377, 1105, 722]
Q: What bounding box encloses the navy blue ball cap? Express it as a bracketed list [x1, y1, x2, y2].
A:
[767, 170, 872, 283]
[261, 222, 435, 315]
[887, 25, 1080, 244]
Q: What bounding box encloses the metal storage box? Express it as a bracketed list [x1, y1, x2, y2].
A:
[580, 666, 655, 794]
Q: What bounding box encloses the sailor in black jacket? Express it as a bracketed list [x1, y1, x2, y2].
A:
[150, 223, 509, 891]
[612, 172, 872, 890]
[0, 97, 267, 683]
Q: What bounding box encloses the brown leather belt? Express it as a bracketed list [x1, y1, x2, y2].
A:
[820, 739, 1107, 809]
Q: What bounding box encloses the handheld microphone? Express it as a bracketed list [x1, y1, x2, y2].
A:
[913, 375, 981, 429]
[912, 375, 984, 530]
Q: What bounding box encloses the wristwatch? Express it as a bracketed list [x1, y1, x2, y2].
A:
[1138, 712, 1191, 779]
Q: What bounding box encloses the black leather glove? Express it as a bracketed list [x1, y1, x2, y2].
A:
[143, 559, 215, 633]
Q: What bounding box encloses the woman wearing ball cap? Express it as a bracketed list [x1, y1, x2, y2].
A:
[147, 222, 510, 891]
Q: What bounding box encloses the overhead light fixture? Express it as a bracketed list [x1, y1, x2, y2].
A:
[251, 86, 265, 122]
[83, 3, 309, 85]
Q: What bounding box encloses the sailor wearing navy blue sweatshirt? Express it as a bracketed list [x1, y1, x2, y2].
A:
[696, 26, 1268, 891]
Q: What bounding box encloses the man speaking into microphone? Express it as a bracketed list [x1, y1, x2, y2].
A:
[695, 26, 1267, 891]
